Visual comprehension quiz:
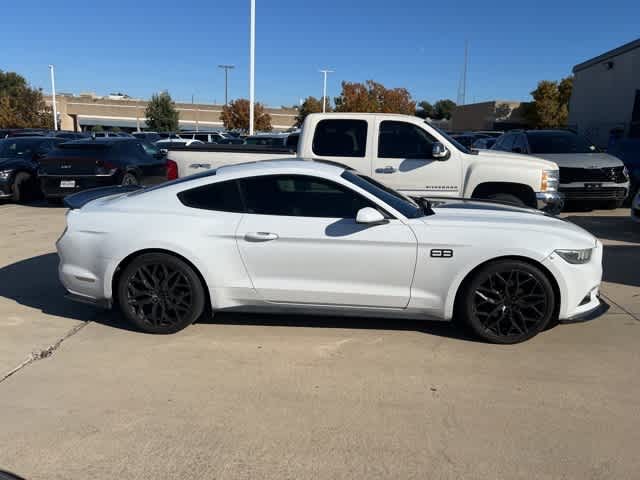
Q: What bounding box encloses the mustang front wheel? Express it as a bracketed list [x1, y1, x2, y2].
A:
[459, 260, 556, 344]
[117, 253, 205, 334]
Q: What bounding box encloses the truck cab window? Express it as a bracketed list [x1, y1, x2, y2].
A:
[378, 121, 435, 159]
[312, 119, 368, 157]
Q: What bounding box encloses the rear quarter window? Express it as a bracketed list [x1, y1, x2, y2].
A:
[178, 179, 244, 212]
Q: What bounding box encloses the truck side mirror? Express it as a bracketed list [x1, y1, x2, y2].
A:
[432, 142, 449, 160]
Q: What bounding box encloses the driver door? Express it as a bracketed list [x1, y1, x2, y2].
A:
[235, 174, 417, 308]
[372, 118, 462, 197]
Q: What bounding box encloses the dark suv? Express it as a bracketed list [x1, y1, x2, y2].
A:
[492, 130, 630, 208]
[38, 138, 167, 200]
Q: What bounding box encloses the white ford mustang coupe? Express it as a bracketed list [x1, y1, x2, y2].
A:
[57, 160, 607, 343]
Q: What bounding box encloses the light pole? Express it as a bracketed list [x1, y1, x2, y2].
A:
[249, 0, 255, 135]
[319, 69, 334, 113]
[218, 65, 235, 106]
[48, 64, 58, 131]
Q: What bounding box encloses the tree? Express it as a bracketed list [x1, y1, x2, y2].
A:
[525, 76, 573, 128]
[145, 92, 179, 132]
[295, 96, 327, 127]
[0, 70, 53, 129]
[110, 126, 121, 133]
[91, 125, 104, 133]
[415, 100, 434, 119]
[221, 98, 272, 132]
[333, 80, 416, 115]
[433, 99, 457, 120]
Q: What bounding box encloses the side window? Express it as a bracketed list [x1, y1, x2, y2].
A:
[500, 134, 515, 152]
[178, 180, 244, 212]
[378, 121, 435, 158]
[240, 175, 376, 218]
[312, 119, 367, 157]
[195, 134, 209, 143]
[512, 135, 527, 154]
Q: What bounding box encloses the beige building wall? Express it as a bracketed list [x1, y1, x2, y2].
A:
[44, 94, 297, 132]
[450, 100, 527, 132]
[568, 39, 640, 148]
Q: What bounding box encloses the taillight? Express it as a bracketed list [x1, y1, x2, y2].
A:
[167, 159, 178, 180]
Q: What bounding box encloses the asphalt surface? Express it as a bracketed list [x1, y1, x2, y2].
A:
[0, 203, 638, 480]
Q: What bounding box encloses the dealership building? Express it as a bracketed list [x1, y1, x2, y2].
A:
[44, 93, 298, 132]
[568, 38, 640, 147]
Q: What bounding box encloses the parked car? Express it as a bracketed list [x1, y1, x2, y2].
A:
[245, 133, 299, 150]
[6, 128, 50, 137]
[472, 137, 497, 149]
[631, 190, 640, 222]
[132, 132, 162, 143]
[451, 135, 478, 149]
[216, 137, 246, 145]
[166, 113, 563, 213]
[51, 131, 90, 140]
[38, 138, 167, 201]
[93, 131, 132, 138]
[179, 131, 229, 144]
[492, 129, 630, 208]
[607, 138, 640, 200]
[0, 137, 67, 202]
[474, 131, 504, 138]
[155, 138, 205, 148]
[57, 159, 606, 343]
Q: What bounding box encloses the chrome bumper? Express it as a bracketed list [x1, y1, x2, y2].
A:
[536, 191, 564, 215]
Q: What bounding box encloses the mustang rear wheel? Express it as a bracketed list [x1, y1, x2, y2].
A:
[117, 253, 205, 334]
[459, 260, 556, 344]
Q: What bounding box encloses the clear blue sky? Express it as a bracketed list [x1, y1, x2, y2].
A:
[2, 1, 638, 107]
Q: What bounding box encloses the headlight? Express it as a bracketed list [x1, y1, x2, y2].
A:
[622, 166, 629, 179]
[555, 248, 593, 264]
[0, 170, 12, 179]
[541, 169, 559, 192]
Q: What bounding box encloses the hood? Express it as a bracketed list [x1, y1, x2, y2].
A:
[0, 157, 30, 170]
[425, 199, 596, 249]
[476, 149, 558, 170]
[532, 152, 624, 168]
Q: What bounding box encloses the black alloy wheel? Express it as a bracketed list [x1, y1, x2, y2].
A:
[117, 253, 205, 334]
[121, 172, 139, 186]
[460, 260, 555, 344]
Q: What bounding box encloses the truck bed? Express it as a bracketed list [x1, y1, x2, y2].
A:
[167, 144, 297, 177]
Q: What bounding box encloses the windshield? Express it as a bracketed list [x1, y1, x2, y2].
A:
[341, 170, 425, 218]
[429, 124, 472, 154]
[0, 138, 42, 157]
[527, 131, 598, 154]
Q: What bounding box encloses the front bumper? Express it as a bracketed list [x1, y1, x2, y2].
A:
[559, 181, 629, 202]
[561, 296, 610, 323]
[536, 191, 564, 214]
[0, 175, 13, 198]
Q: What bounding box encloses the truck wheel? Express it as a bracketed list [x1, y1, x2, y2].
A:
[12, 172, 32, 203]
[486, 193, 526, 207]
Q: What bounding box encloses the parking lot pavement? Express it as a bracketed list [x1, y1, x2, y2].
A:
[0, 204, 639, 480]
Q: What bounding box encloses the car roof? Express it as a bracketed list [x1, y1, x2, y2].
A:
[216, 159, 346, 178]
[63, 138, 137, 145]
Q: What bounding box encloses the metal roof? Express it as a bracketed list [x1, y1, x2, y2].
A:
[573, 38, 640, 73]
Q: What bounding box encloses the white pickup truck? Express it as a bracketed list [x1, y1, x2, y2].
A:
[167, 113, 563, 212]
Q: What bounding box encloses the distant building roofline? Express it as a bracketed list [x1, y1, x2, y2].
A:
[573, 38, 640, 73]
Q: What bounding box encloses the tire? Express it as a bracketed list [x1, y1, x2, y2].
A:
[11, 172, 32, 203]
[602, 199, 624, 210]
[46, 197, 63, 205]
[486, 193, 527, 207]
[457, 260, 556, 344]
[117, 253, 205, 334]
[121, 172, 139, 186]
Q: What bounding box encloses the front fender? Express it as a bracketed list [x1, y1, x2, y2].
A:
[463, 159, 542, 197]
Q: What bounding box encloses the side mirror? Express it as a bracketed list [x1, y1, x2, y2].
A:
[356, 207, 388, 226]
[432, 142, 449, 160]
[159, 148, 168, 155]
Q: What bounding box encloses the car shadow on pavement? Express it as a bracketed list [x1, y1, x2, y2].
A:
[564, 215, 640, 244]
[0, 253, 106, 323]
[0, 253, 481, 341]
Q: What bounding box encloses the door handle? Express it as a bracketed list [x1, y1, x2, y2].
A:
[375, 166, 397, 174]
[244, 232, 279, 242]
[189, 163, 211, 169]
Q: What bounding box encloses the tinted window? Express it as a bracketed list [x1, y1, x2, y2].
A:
[312, 120, 367, 157]
[0, 138, 46, 157]
[341, 170, 423, 218]
[194, 134, 209, 142]
[240, 174, 375, 218]
[178, 179, 243, 212]
[500, 134, 515, 151]
[526, 131, 597, 154]
[285, 133, 299, 150]
[512, 134, 527, 153]
[379, 121, 435, 158]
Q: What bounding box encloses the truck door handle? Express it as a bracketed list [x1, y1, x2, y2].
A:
[244, 232, 279, 242]
[375, 166, 397, 174]
[189, 163, 211, 169]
